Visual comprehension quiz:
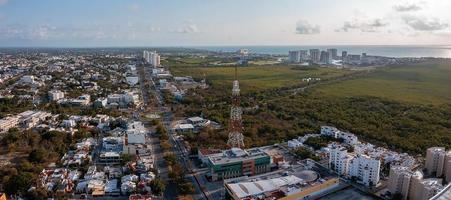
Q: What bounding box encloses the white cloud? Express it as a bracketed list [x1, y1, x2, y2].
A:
[393, 3, 422, 12]
[0, 23, 165, 41]
[174, 24, 199, 34]
[295, 20, 320, 34]
[336, 18, 388, 33]
[402, 15, 448, 31]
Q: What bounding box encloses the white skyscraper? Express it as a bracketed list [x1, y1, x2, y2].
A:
[143, 50, 161, 67]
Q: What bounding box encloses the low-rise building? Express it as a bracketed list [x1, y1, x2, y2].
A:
[321, 126, 358, 145]
[225, 160, 340, 200]
[0, 116, 19, 133]
[48, 90, 65, 101]
[187, 116, 210, 128]
[171, 123, 194, 134]
[207, 147, 271, 181]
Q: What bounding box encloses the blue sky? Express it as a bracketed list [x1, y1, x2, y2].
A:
[0, 0, 450, 47]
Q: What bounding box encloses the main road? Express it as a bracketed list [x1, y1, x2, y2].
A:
[137, 60, 209, 200]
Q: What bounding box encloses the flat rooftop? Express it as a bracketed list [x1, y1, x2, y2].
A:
[208, 147, 269, 165]
[225, 160, 338, 199]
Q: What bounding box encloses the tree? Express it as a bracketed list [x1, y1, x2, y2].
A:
[179, 182, 195, 195]
[5, 172, 35, 195]
[293, 147, 320, 161]
[150, 179, 166, 195]
[28, 148, 47, 163]
[121, 153, 135, 165]
[164, 153, 177, 166]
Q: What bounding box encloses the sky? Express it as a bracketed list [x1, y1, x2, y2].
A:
[0, 0, 451, 47]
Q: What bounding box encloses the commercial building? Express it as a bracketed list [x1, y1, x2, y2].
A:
[207, 147, 271, 181]
[224, 160, 340, 200]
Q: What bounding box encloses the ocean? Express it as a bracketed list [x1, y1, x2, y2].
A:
[191, 45, 451, 58]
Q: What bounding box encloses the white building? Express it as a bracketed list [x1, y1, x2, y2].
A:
[107, 92, 139, 106]
[143, 51, 160, 67]
[126, 121, 146, 144]
[321, 126, 359, 145]
[48, 90, 65, 101]
[329, 144, 351, 175]
[0, 116, 19, 133]
[348, 154, 381, 187]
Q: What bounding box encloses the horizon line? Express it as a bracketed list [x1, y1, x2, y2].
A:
[0, 44, 450, 49]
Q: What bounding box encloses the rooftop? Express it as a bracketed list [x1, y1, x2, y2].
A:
[225, 160, 338, 199]
[208, 147, 269, 165]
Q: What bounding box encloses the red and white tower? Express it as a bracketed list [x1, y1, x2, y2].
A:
[227, 66, 244, 148]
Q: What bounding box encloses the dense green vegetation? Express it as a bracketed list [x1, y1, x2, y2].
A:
[171, 65, 354, 92]
[294, 147, 320, 161]
[175, 60, 451, 154]
[0, 128, 76, 196]
[314, 61, 451, 105]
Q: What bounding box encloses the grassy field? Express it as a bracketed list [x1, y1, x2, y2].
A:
[312, 61, 451, 105]
[171, 65, 352, 92]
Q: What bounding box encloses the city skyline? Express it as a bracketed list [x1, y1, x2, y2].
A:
[1, 0, 451, 47]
